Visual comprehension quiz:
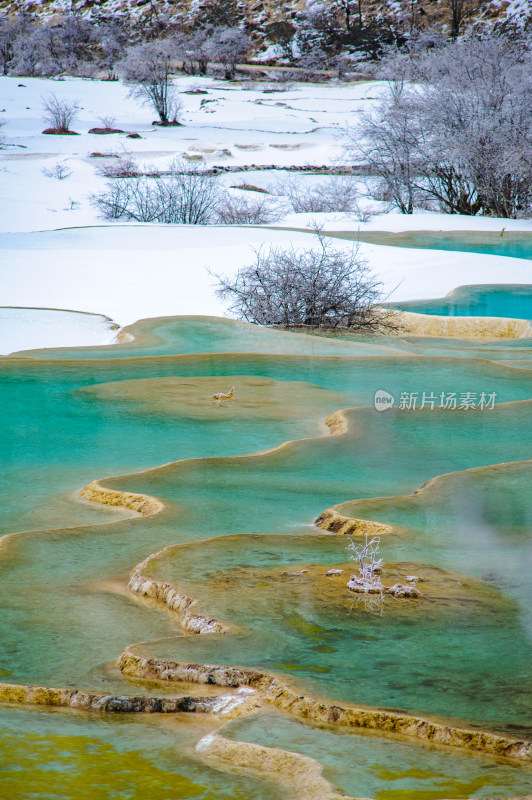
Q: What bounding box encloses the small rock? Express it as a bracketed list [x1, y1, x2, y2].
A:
[126, 133, 142, 139]
[405, 575, 424, 583]
[387, 583, 422, 598]
[347, 577, 383, 594]
[281, 569, 309, 576]
[325, 569, 343, 576]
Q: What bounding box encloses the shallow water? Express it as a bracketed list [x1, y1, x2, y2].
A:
[224, 711, 532, 799]
[0, 706, 282, 800]
[2, 303, 532, 797]
[388, 284, 532, 321]
[355, 230, 532, 262]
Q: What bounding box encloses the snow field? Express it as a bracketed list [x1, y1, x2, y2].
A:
[1, 74, 531, 351]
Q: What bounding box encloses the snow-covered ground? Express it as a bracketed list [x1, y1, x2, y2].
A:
[0, 307, 117, 355]
[0, 75, 384, 233]
[1, 75, 531, 352]
[2, 226, 531, 336]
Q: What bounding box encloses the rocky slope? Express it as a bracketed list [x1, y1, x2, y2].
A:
[0, 0, 527, 59]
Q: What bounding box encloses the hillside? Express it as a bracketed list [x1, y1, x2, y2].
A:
[0, 0, 528, 63]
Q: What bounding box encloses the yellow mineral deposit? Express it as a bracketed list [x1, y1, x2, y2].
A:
[396, 311, 531, 340]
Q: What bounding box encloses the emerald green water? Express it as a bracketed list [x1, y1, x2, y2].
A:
[354, 230, 532, 262]
[2, 308, 532, 796]
[224, 711, 532, 799]
[388, 284, 532, 320]
[16, 314, 532, 366]
[15, 315, 404, 360]
[3, 348, 530, 534]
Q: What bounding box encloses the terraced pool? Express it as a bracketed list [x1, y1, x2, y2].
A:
[1, 297, 531, 799]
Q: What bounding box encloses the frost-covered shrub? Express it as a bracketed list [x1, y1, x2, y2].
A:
[346, 536, 384, 593]
[215, 192, 281, 224]
[91, 161, 221, 224]
[42, 161, 72, 180]
[94, 152, 139, 179]
[214, 231, 391, 330]
[275, 174, 368, 218]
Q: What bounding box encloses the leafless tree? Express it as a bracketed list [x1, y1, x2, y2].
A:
[446, 0, 466, 37]
[118, 41, 182, 125]
[55, 14, 95, 74]
[93, 18, 130, 80]
[0, 18, 16, 74]
[11, 24, 57, 76]
[264, 20, 297, 63]
[41, 94, 79, 132]
[214, 232, 390, 330]
[353, 84, 422, 214]
[333, 0, 360, 31]
[9, 15, 96, 77]
[174, 29, 212, 76]
[205, 27, 250, 80]
[352, 35, 532, 218]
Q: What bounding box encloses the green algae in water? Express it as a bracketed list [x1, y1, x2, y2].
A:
[134, 529, 532, 736]
[2, 303, 532, 796]
[2, 374, 532, 726]
[3, 350, 531, 535]
[0, 706, 283, 800]
[4, 400, 531, 712]
[223, 711, 532, 799]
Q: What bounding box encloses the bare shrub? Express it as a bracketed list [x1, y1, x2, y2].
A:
[91, 178, 132, 219]
[42, 161, 72, 180]
[275, 174, 369, 219]
[214, 231, 391, 330]
[91, 161, 221, 224]
[99, 115, 116, 129]
[216, 192, 281, 224]
[41, 93, 79, 132]
[94, 151, 139, 178]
